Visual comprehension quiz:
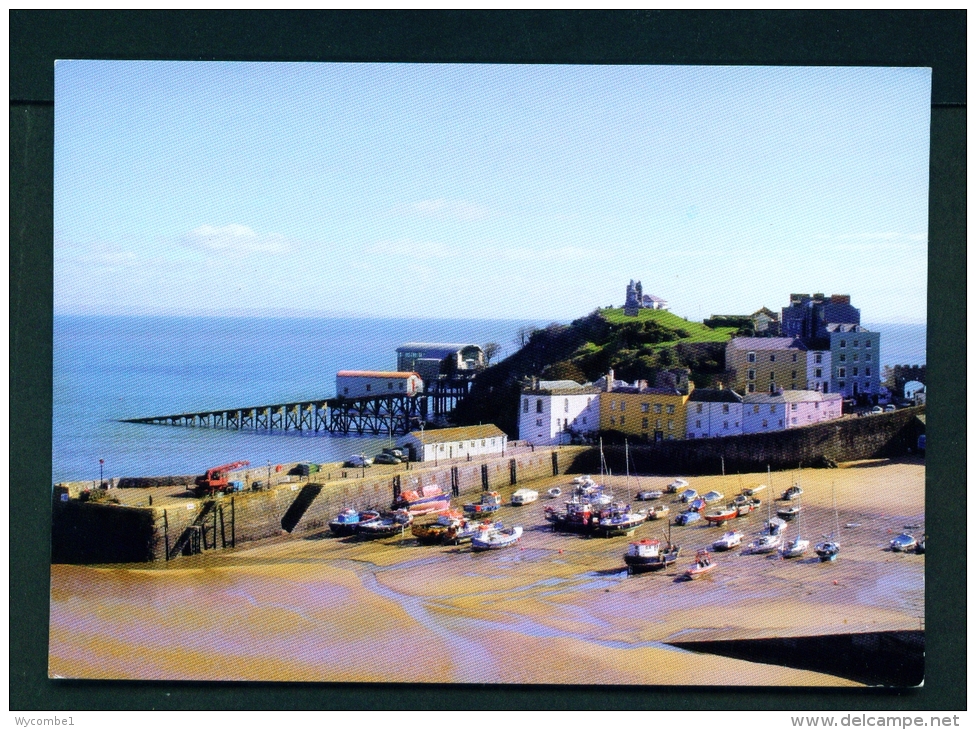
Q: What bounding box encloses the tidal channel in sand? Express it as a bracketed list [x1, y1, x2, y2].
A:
[49, 458, 924, 685]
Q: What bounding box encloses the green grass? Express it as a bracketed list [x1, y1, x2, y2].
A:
[597, 307, 737, 343]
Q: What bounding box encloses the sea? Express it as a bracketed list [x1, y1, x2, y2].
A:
[52, 316, 926, 485]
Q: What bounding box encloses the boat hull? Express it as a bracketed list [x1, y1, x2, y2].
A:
[625, 551, 679, 573]
[704, 511, 737, 524]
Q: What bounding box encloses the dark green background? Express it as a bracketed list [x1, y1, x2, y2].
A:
[10, 10, 966, 711]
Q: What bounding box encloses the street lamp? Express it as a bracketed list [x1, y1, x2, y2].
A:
[267, 460, 271, 489]
[99, 458, 104, 488]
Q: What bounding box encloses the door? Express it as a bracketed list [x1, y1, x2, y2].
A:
[654, 431, 664, 442]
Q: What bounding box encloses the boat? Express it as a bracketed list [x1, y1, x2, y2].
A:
[393, 483, 451, 516]
[780, 496, 810, 558]
[665, 479, 689, 493]
[701, 490, 724, 504]
[688, 496, 708, 513]
[357, 510, 414, 539]
[678, 488, 698, 503]
[624, 521, 681, 574]
[712, 530, 743, 551]
[471, 524, 523, 551]
[546, 499, 595, 532]
[673, 510, 701, 526]
[782, 484, 803, 500]
[447, 518, 496, 546]
[703, 505, 738, 524]
[815, 483, 841, 562]
[915, 537, 925, 555]
[736, 499, 761, 517]
[592, 503, 647, 538]
[412, 510, 466, 545]
[889, 533, 918, 552]
[742, 484, 766, 497]
[636, 489, 664, 501]
[645, 504, 670, 520]
[684, 550, 716, 580]
[777, 505, 801, 521]
[750, 477, 783, 553]
[463, 491, 502, 515]
[765, 516, 787, 535]
[511, 488, 539, 505]
[547, 487, 563, 499]
[329, 508, 381, 536]
[572, 475, 596, 488]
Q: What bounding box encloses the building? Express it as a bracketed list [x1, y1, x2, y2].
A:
[826, 325, 882, 400]
[751, 307, 781, 335]
[335, 370, 423, 399]
[623, 280, 668, 315]
[781, 293, 861, 342]
[397, 424, 507, 463]
[395, 343, 484, 384]
[742, 390, 843, 434]
[806, 348, 832, 393]
[685, 387, 744, 439]
[726, 337, 808, 394]
[599, 370, 691, 441]
[519, 379, 601, 445]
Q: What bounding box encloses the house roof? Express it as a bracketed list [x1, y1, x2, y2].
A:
[397, 343, 482, 357]
[642, 294, 667, 303]
[336, 370, 420, 379]
[727, 337, 807, 351]
[742, 390, 840, 404]
[402, 424, 507, 445]
[524, 380, 602, 395]
[688, 388, 743, 403]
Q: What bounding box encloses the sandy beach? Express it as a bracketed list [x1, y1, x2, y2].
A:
[48, 457, 924, 685]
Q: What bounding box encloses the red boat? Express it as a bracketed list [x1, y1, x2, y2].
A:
[703, 505, 737, 524]
[394, 483, 451, 516]
[684, 550, 716, 580]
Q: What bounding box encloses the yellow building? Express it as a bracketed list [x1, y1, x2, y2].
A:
[600, 386, 691, 441]
[726, 337, 808, 395]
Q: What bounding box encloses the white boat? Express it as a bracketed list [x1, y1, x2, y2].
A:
[750, 532, 783, 554]
[701, 490, 724, 504]
[511, 488, 539, 505]
[666, 478, 689, 493]
[742, 484, 766, 497]
[781, 493, 809, 558]
[636, 489, 664, 501]
[765, 516, 787, 535]
[572, 475, 596, 487]
[712, 530, 743, 551]
[645, 504, 670, 520]
[547, 487, 563, 499]
[684, 550, 716, 580]
[471, 524, 523, 551]
[815, 483, 841, 562]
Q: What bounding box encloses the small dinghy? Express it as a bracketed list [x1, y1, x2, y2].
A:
[684, 550, 716, 580]
[471, 524, 523, 552]
[547, 487, 563, 499]
[889, 533, 917, 552]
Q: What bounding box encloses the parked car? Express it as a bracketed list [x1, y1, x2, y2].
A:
[871, 406, 883, 414]
[372, 453, 401, 465]
[885, 404, 897, 412]
[343, 454, 373, 468]
[382, 447, 406, 459]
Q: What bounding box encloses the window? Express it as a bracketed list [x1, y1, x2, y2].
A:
[792, 370, 797, 379]
[770, 404, 776, 413]
[853, 367, 859, 376]
[747, 384, 755, 393]
[839, 354, 847, 362]
[722, 404, 730, 414]
[866, 354, 872, 361]
[609, 416, 616, 426]
[853, 353, 859, 361]
[791, 403, 798, 410]
[536, 419, 542, 426]
[481, 440, 486, 446]
[748, 369, 756, 381]
[666, 405, 675, 414]
[815, 368, 822, 378]
[536, 399, 543, 413]
[762, 419, 768, 428]
[865, 367, 871, 377]
[388, 381, 394, 390]
[839, 368, 846, 378]
[642, 417, 648, 429]
[723, 421, 729, 429]
[695, 419, 701, 428]
[582, 416, 587, 424]
[620, 401, 626, 412]
[523, 399, 529, 413]
[641, 403, 649, 413]
[815, 353, 823, 364]
[839, 381, 846, 389]
[696, 403, 703, 413]
[815, 401, 820, 409]
[655, 419, 662, 429]
[687, 433, 694, 439]
[343, 387, 349, 395]
[439, 444, 445, 451]
[399, 382, 405, 390]
[853, 340, 859, 347]
[620, 415, 625, 426]
[667, 420, 674, 430]
[840, 339, 847, 348]
[769, 371, 775, 380]
[770, 354, 776, 362]
[748, 352, 756, 363]
[753, 405, 760, 414]
[792, 353, 797, 362]
[792, 417, 797, 425]
[564, 398, 569, 413]
[779, 419, 784, 427]
[865, 340, 872, 348]
[654, 404, 662, 414]
[610, 401, 616, 411]
[366, 384, 372, 391]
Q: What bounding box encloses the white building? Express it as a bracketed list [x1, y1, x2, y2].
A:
[397, 424, 507, 463]
[685, 387, 744, 439]
[742, 390, 843, 434]
[519, 380, 602, 445]
[336, 370, 423, 399]
[806, 349, 831, 393]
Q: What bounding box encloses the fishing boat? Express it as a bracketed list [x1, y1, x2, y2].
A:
[412, 510, 466, 545]
[684, 550, 716, 580]
[546, 499, 596, 532]
[393, 483, 451, 516]
[463, 491, 502, 515]
[471, 524, 523, 552]
[704, 505, 738, 524]
[357, 509, 414, 539]
[645, 504, 670, 520]
[712, 530, 743, 551]
[593, 504, 647, 538]
[624, 521, 681, 574]
[511, 488, 539, 505]
[446, 518, 496, 546]
[815, 483, 841, 562]
[329, 508, 381, 536]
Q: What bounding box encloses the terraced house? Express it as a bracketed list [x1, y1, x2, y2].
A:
[726, 337, 808, 394]
[599, 369, 692, 442]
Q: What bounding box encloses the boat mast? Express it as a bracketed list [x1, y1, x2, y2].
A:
[625, 439, 630, 501]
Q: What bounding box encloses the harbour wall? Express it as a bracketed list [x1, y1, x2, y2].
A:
[51, 447, 585, 564]
[579, 406, 925, 476]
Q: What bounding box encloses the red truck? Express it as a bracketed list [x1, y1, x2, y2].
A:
[193, 461, 250, 497]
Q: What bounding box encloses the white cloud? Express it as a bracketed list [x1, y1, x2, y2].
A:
[185, 224, 293, 254]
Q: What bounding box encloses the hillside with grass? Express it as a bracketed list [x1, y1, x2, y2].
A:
[450, 307, 739, 436]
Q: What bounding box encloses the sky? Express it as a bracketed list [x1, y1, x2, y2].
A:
[54, 62, 931, 323]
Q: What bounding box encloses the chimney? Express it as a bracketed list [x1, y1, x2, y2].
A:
[532, 376, 539, 390]
[606, 369, 614, 392]
[716, 381, 724, 390]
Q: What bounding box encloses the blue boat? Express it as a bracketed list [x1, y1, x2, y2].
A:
[329, 508, 381, 537]
[463, 491, 502, 515]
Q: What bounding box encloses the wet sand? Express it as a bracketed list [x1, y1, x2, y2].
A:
[49, 458, 924, 685]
